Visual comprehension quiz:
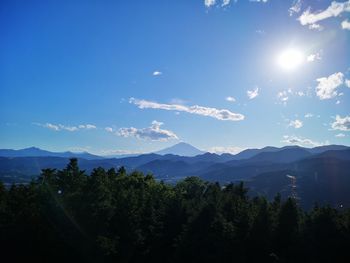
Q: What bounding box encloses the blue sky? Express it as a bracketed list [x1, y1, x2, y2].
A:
[0, 0, 350, 155]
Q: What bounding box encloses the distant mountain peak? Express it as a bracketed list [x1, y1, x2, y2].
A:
[173, 142, 194, 147]
[24, 146, 41, 150]
[155, 142, 205, 157]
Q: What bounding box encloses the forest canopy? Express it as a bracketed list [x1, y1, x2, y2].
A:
[0, 158, 349, 263]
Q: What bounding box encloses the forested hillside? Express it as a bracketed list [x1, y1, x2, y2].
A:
[1, 159, 349, 262]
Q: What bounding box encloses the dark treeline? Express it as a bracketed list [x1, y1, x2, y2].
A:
[0, 159, 349, 263]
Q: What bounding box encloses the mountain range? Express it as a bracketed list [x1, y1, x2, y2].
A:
[0, 147, 103, 160]
[1, 143, 350, 209]
[0, 143, 204, 159]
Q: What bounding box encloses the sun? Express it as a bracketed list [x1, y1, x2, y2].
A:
[277, 48, 304, 71]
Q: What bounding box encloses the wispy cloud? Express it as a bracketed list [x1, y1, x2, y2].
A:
[222, 0, 231, 7]
[282, 135, 326, 147]
[105, 127, 113, 133]
[100, 149, 144, 156]
[118, 120, 178, 141]
[41, 123, 61, 131]
[205, 0, 239, 8]
[277, 90, 290, 104]
[226, 96, 236, 102]
[152, 71, 162, 76]
[341, 19, 350, 29]
[315, 72, 344, 100]
[68, 146, 92, 152]
[335, 133, 346, 138]
[346, 79, 350, 88]
[204, 0, 216, 7]
[255, 29, 265, 35]
[304, 113, 313, 118]
[289, 0, 302, 16]
[250, 0, 268, 3]
[276, 88, 313, 105]
[298, 1, 350, 28]
[289, 119, 303, 129]
[306, 52, 321, 62]
[308, 23, 323, 31]
[130, 98, 245, 121]
[209, 146, 244, 154]
[78, 124, 96, 129]
[331, 115, 350, 131]
[34, 123, 96, 132]
[247, 87, 259, 99]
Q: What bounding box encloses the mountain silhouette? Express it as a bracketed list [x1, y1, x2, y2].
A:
[0, 147, 102, 160]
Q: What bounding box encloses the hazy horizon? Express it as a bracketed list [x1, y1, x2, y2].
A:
[2, 142, 350, 157]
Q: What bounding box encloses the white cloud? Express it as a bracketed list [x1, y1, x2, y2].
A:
[105, 127, 113, 133]
[289, 119, 303, 129]
[35, 123, 96, 132]
[315, 72, 344, 100]
[222, 0, 231, 6]
[247, 87, 259, 99]
[42, 123, 60, 131]
[209, 146, 244, 154]
[205, 0, 216, 7]
[100, 149, 143, 156]
[306, 52, 321, 62]
[289, 0, 302, 16]
[78, 124, 96, 129]
[341, 19, 350, 29]
[118, 121, 178, 141]
[68, 146, 91, 153]
[282, 135, 325, 147]
[226, 96, 236, 102]
[331, 115, 350, 131]
[277, 88, 312, 103]
[304, 113, 313, 118]
[63, 125, 79, 132]
[346, 79, 350, 88]
[205, 0, 238, 8]
[152, 71, 162, 76]
[336, 100, 341, 105]
[299, 1, 350, 26]
[130, 98, 245, 121]
[255, 29, 265, 35]
[250, 0, 268, 3]
[277, 90, 289, 103]
[308, 23, 323, 31]
[335, 133, 346, 137]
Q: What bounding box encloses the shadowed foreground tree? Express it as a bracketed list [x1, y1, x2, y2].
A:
[0, 159, 349, 263]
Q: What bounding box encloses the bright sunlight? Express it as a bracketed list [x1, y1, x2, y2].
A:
[277, 48, 304, 71]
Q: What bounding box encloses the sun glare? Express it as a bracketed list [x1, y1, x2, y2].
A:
[277, 49, 304, 71]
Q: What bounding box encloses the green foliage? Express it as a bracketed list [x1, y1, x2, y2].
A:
[0, 158, 349, 262]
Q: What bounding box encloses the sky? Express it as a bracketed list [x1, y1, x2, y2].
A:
[0, 0, 350, 155]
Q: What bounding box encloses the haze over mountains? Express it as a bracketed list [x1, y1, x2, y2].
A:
[0, 147, 103, 160]
[3, 143, 349, 159]
[0, 142, 204, 159]
[1, 142, 350, 209]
